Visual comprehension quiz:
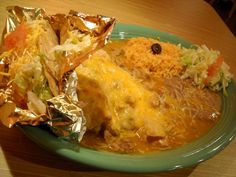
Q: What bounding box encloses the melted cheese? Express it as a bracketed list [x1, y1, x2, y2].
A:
[76, 50, 167, 139]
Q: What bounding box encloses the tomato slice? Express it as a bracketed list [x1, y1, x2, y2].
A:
[3, 22, 28, 51]
[12, 84, 28, 109]
[205, 56, 224, 84]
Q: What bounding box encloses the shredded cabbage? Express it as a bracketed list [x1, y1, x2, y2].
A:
[50, 30, 91, 53]
[180, 45, 233, 95]
[13, 55, 52, 100]
[7, 19, 53, 100]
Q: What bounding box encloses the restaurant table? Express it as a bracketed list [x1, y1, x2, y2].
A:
[0, 0, 236, 177]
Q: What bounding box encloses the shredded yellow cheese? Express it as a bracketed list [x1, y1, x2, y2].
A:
[8, 20, 47, 79]
[76, 50, 168, 138]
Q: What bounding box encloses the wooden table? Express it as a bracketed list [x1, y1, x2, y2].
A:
[0, 0, 235, 177]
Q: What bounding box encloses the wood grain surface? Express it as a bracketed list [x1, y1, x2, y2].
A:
[0, 0, 235, 177]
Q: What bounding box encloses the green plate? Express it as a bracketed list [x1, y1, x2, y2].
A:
[20, 23, 236, 173]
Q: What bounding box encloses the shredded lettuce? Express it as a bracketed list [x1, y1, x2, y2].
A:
[6, 19, 54, 101]
[13, 55, 52, 100]
[180, 45, 233, 94]
[50, 30, 92, 53]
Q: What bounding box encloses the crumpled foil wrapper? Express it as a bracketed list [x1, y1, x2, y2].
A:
[47, 10, 116, 81]
[3, 6, 46, 34]
[46, 71, 86, 142]
[47, 94, 86, 142]
[0, 6, 116, 142]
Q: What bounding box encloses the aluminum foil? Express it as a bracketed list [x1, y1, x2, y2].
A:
[0, 6, 116, 142]
[47, 11, 116, 80]
[63, 71, 79, 102]
[47, 94, 86, 142]
[2, 6, 46, 40]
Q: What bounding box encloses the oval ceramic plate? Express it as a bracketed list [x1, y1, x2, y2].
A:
[20, 23, 236, 173]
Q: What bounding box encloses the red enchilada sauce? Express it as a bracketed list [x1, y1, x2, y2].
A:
[80, 40, 221, 153]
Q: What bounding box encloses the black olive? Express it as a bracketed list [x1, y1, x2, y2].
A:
[151, 43, 162, 54]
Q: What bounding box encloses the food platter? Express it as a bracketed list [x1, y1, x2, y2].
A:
[19, 23, 236, 173]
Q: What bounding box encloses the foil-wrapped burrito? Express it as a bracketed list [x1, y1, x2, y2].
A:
[0, 6, 116, 142]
